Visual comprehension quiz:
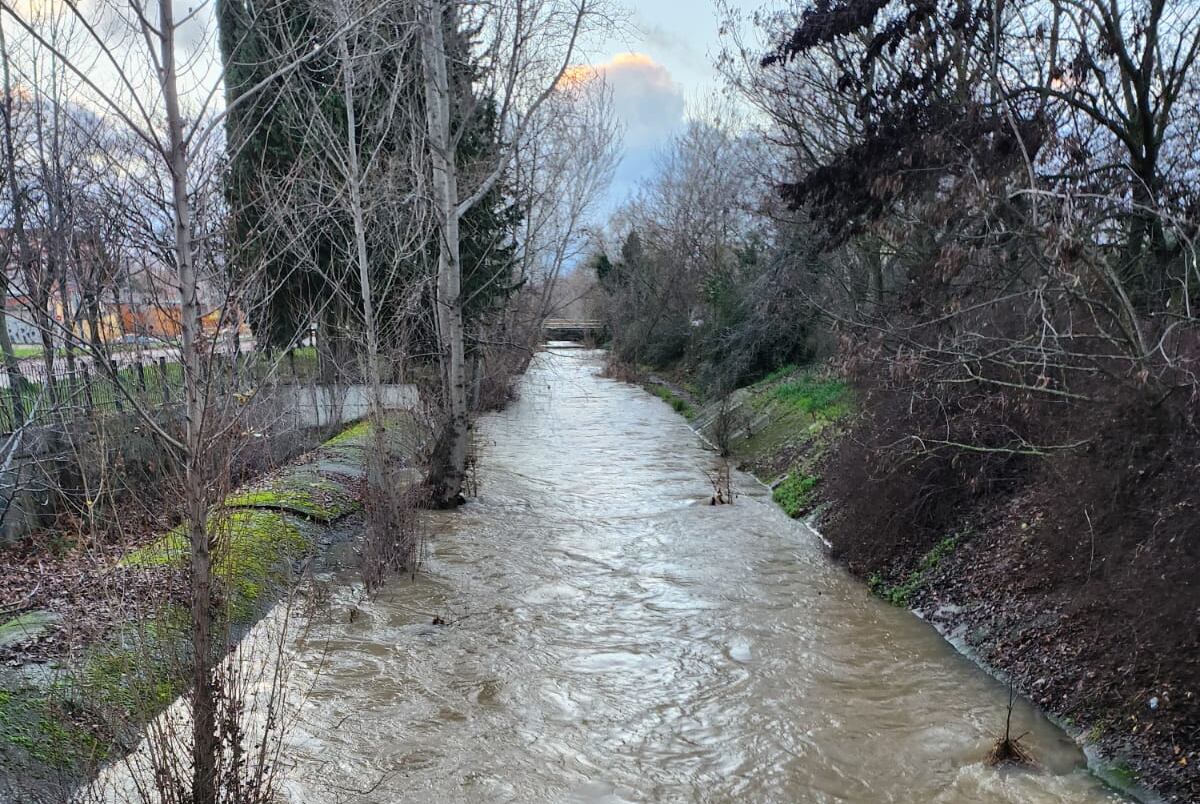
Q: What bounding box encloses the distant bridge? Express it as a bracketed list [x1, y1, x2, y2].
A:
[542, 319, 603, 340]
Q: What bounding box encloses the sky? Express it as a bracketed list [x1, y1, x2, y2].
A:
[587, 0, 765, 211]
[1, 0, 770, 219]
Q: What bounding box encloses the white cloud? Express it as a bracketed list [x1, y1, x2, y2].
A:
[565, 53, 685, 211]
[594, 52, 686, 150]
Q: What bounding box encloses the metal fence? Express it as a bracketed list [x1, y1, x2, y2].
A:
[0, 349, 321, 434]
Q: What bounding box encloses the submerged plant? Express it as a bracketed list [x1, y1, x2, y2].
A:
[704, 459, 735, 505]
[987, 683, 1035, 767]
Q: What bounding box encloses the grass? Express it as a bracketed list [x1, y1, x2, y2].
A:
[731, 366, 855, 514]
[225, 471, 359, 523]
[324, 418, 373, 447]
[741, 371, 853, 475]
[1108, 762, 1137, 787]
[770, 373, 853, 420]
[773, 471, 820, 518]
[76, 618, 185, 717]
[0, 688, 106, 769]
[0, 416, 375, 782]
[0, 347, 328, 430]
[0, 610, 59, 648]
[649, 384, 696, 419]
[122, 415, 372, 609]
[0, 359, 186, 430]
[869, 535, 960, 606]
[321, 415, 424, 474]
[0, 609, 188, 771]
[755, 363, 801, 387]
[9, 344, 157, 360]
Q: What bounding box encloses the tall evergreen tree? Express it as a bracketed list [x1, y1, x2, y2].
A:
[217, 0, 324, 349]
[217, 1, 520, 359]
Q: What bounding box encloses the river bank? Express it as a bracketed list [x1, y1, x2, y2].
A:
[0, 416, 423, 803]
[632, 360, 1194, 803]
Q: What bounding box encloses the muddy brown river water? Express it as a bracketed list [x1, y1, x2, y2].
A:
[274, 347, 1126, 803]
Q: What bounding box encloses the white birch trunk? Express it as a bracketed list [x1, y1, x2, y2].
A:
[421, 0, 470, 504]
[338, 31, 385, 424]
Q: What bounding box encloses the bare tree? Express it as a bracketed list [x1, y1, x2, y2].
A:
[418, 0, 609, 505]
[0, 2, 349, 800]
[511, 68, 620, 325]
[252, 0, 433, 580]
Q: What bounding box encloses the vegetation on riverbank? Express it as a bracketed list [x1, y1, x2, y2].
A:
[585, 2, 1200, 798]
[0, 417, 411, 801]
[641, 355, 1190, 801]
[635, 362, 852, 517]
[647, 383, 696, 419]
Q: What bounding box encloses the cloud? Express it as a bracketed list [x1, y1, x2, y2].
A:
[592, 53, 686, 150]
[565, 53, 685, 211]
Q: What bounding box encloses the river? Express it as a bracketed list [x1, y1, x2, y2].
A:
[276, 346, 1124, 803]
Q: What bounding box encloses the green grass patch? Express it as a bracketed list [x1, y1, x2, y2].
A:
[1109, 763, 1136, 787]
[0, 688, 105, 769]
[74, 624, 185, 718]
[755, 363, 800, 387]
[272, 347, 318, 378]
[0, 358, 188, 429]
[773, 471, 820, 518]
[648, 384, 696, 419]
[9, 343, 155, 359]
[869, 535, 960, 606]
[324, 418, 373, 447]
[0, 622, 184, 771]
[225, 472, 357, 522]
[0, 347, 329, 429]
[772, 373, 853, 420]
[0, 610, 59, 649]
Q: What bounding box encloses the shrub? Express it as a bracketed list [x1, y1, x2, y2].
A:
[649, 384, 696, 419]
[773, 471, 819, 518]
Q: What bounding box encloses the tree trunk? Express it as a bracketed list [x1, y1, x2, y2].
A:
[158, 3, 217, 801]
[57, 255, 78, 375]
[338, 32, 385, 425]
[421, 0, 469, 506]
[865, 236, 884, 310]
[87, 292, 104, 358]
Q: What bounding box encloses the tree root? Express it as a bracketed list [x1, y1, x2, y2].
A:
[987, 732, 1034, 766]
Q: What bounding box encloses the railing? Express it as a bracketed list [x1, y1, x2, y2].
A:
[0, 348, 324, 434]
[543, 319, 602, 330]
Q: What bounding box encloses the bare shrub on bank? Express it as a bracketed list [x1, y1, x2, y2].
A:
[0, 0, 369, 799]
[361, 473, 429, 595]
